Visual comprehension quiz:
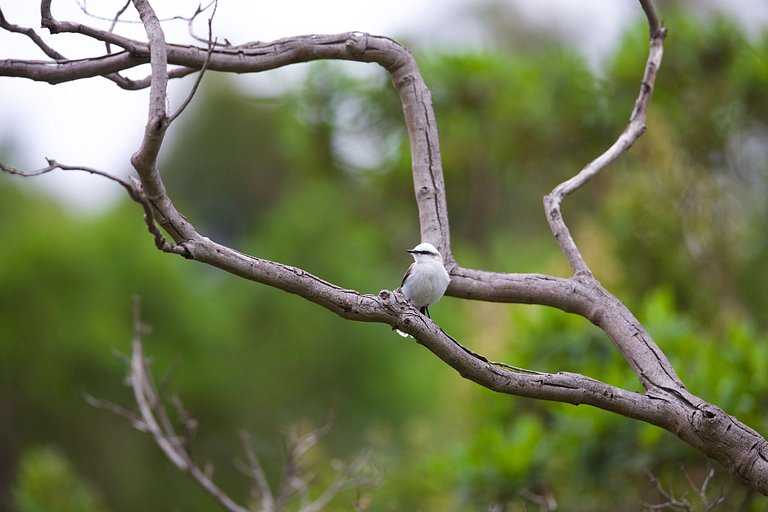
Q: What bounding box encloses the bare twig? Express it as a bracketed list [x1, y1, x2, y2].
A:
[642, 467, 726, 512]
[0, 159, 185, 255]
[239, 430, 276, 512]
[693, 467, 726, 511]
[129, 322, 188, 469]
[83, 392, 148, 432]
[41, 0, 143, 53]
[301, 453, 377, 512]
[0, 8, 66, 60]
[287, 415, 335, 459]
[168, 1, 218, 125]
[126, 299, 251, 512]
[543, 1, 666, 276]
[90, 301, 375, 512]
[103, 0, 132, 54]
[172, 394, 198, 439]
[76, 0, 211, 25]
[519, 488, 557, 512]
[186, 0, 228, 47]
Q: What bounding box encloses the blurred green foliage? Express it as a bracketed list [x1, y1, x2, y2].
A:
[13, 446, 109, 512]
[1, 8, 768, 512]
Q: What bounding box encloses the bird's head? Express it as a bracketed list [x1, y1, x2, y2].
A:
[407, 242, 443, 263]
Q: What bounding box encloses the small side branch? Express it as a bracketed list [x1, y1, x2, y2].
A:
[0, 159, 185, 255]
[103, 0, 132, 54]
[543, 1, 667, 276]
[0, 7, 66, 60]
[239, 430, 276, 512]
[185, 0, 229, 48]
[168, 1, 218, 125]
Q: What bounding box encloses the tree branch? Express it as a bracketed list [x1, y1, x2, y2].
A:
[41, 0, 142, 53]
[542, 0, 666, 277]
[128, 0, 198, 245]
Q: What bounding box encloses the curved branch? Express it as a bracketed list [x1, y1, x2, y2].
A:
[0, 32, 450, 249]
[429, 1, 681, 406]
[543, 3, 666, 277]
[184, 238, 768, 493]
[129, 0, 197, 244]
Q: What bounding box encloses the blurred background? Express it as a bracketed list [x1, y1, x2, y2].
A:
[1, 0, 768, 510]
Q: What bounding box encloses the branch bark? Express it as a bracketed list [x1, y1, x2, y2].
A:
[2, 0, 768, 497]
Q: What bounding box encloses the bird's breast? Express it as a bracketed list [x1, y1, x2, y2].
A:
[402, 262, 450, 308]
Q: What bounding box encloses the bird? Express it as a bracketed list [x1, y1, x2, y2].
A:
[399, 242, 450, 319]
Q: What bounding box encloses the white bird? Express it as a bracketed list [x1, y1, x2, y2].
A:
[399, 242, 450, 319]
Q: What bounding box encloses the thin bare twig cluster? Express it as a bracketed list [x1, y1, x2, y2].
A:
[86, 299, 376, 512]
[487, 488, 558, 512]
[643, 467, 725, 512]
[239, 425, 376, 512]
[2, 0, 768, 500]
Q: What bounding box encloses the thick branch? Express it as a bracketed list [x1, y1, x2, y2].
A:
[128, 0, 197, 244]
[185, 238, 768, 493]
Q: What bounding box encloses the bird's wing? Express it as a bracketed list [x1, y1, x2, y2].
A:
[400, 262, 415, 288]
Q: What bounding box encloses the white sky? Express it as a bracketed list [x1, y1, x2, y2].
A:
[1, 0, 766, 212]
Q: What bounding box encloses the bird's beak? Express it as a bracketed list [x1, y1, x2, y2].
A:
[406, 249, 416, 254]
